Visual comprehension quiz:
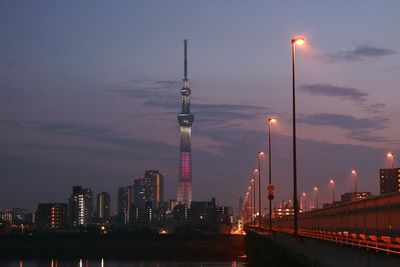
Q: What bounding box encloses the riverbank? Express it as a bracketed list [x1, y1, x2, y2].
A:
[0, 233, 245, 260]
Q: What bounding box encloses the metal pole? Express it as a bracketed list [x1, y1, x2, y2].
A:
[291, 41, 299, 236]
[249, 189, 252, 226]
[355, 172, 358, 193]
[253, 171, 256, 226]
[258, 154, 262, 228]
[268, 121, 272, 232]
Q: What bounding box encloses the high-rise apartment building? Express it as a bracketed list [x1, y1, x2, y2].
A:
[177, 39, 194, 207]
[144, 170, 164, 208]
[0, 210, 13, 224]
[96, 192, 111, 220]
[238, 196, 243, 219]
[68, 186, 93, 227]
[380, 168, 400, 195]
[36, 203, 68, 230]
[117, 186, 133, 224]
[133, 178, 146, 208]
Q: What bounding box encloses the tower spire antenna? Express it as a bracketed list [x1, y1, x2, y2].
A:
[184, 39, 188, 80]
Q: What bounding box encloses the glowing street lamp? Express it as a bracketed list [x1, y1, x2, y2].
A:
[258, 151, 264, 228]
[267, 117, 277, 232]
[313, 186, 319, 209]
[351, 169, 357, 193]
[291, 36, 305, 236]
[329, 179, 335, 204]
[387, 152, 395, 169]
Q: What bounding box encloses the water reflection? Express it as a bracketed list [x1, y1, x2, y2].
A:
[0, 258, 246, 267]
[50, 259, 57, 267]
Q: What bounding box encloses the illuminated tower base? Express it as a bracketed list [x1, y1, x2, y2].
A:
[177, 126, 192, 206]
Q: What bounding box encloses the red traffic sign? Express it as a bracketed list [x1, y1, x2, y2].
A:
[268, 193, 274, 200]
[267, 184, 275, 192]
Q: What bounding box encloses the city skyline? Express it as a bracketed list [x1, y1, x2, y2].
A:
[1, 1, 400, 211]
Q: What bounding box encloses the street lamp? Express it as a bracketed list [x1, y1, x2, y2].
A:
[291, 36, 305, 236]
[329, 179, 335, 204]
[248, 186, 252, 225]
[252, 169, 257, 226]
[258, 151, 264, 228]
[245, 192, 249, 223]
[387, 152, 395, 169]
[268, 117, 277, 232]
[313, 186, 318, 209]
[250, 178, 255, 225]
[351, 169, 357, 193]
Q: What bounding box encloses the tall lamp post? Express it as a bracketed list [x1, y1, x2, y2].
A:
[329, 179, 335, 204]
[351, 169, 357, 193]
[242, 194, 249, 222]
[268, 117, 276, 232]
[291, 36, 305, 236]
[252, 169, 257, 226]
[313, 186, 319, 209]
[245, 192, 249, 223]
[248, 186, 252, 225]
[250, 178, 254, 225]
[258, 151, 264, 228]
[387, 152, 395, 169]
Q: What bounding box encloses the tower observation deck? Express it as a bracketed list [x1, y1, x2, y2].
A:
[177, 39, 194, 207]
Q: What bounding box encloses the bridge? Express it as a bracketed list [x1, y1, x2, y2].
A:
[243, 192, 400, 266]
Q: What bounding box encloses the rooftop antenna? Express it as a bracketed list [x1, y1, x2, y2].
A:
[184, 39, 188, 80]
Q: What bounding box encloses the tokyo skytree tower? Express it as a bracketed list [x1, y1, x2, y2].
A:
[177, 40, 194, 207]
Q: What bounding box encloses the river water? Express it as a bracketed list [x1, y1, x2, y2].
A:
[0, 259, 246, 267]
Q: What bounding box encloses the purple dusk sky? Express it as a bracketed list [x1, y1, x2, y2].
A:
[1, 1, 400, 213]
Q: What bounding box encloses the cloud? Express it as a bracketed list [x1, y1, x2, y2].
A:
[298, 113, 388, 130]
[365, 103, 386, 114]
[314, 45, 395, 63]
[108, 79, 179, 104]
[346, 130, 389, 143]
[0, 120, 114, 140]
[108, 79, 268, 126]
[193, 103, 267, 127]
[1, 61, 17, 67]
[300, 84, 368, 103]
[298, 113, 391, 143]
[0, 119, 179, 160]
[299, 84, 386, 114]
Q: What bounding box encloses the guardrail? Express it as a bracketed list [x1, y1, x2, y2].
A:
[271, 227, 400, 255]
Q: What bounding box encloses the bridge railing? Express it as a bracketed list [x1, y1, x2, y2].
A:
[272, 192, 400, 237]
[257, 192, 400, 255]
